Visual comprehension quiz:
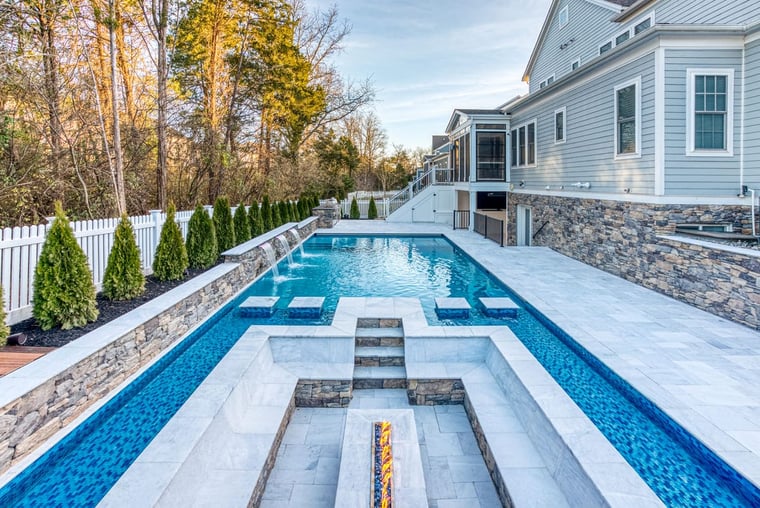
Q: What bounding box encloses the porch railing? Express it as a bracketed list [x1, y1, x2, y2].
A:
[387, 168, 454, 215]
[473, 212, 504, 246]
[453, 210, 470, 230]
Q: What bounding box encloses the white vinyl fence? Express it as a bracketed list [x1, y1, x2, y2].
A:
[340, 198, 391, 219]
[1, 207, 204, 325]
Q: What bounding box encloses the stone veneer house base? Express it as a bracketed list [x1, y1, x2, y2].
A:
[508, 193, 760, 329]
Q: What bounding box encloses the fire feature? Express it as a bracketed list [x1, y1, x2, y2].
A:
[372, 421, 393, 508]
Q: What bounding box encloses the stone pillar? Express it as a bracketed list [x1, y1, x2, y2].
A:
[312, 198, 342, 228]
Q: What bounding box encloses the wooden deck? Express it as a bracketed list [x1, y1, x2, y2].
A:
[0, 346, 56, 376]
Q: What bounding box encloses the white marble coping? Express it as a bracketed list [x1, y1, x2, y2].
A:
[240, 296, 279, 308]
[0, 262, 239, 409]
[479, 297, 519, 310]
[100, 330, 296, 507]
[335, 409, 428, 508]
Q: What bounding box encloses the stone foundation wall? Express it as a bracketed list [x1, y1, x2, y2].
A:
[0, 222, 317, 475]
[508, 194, 760, 329]
[294, 380, 352, 408]
[464, 393, 513, 508]
[406, 379, 465, 405]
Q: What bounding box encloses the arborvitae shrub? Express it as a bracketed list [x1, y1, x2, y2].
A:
[102, 215, 145, 300]
[298, 195, 308, 220]
[349, 197, 360, 219]
[311, 195, 320, 210]
[368, 196, 378, 219]
[233, 203, 250, 245]
[33, 202, 98, 330]
[0, 286, 9, 346]
[279, 201, 290, 223]
[213, 197, 235, 252]
[261, 195, 272, 231]
[249, 203, 264, 237]
[271, 202, 282, 228]
[186, 205, 217, 269]
[153, 203, 189, 281]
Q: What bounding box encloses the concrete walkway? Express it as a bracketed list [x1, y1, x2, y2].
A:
[330, 220, 760, 488]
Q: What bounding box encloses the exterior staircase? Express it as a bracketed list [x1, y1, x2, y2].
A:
[353, 320, 406, 389]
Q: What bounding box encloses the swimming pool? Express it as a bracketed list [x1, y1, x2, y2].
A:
[0, 234, 758, 506]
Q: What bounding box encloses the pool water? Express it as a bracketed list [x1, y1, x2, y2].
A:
[0, 234, 758, 507]
[247, 235, 510, 325]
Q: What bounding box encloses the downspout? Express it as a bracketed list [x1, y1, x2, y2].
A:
[740, 46, 746, 194]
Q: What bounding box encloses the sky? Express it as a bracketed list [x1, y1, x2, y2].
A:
[305, 0, 554, 152]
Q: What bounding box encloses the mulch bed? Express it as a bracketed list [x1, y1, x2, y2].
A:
[10, 266, 214, 348]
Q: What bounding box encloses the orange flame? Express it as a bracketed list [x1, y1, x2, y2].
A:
[375, 421, 393, 508]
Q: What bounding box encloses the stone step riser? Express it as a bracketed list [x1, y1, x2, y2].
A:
[355, 337, 404, 347]
[353, 378, 408, 390]
[354, 357, 405, 367]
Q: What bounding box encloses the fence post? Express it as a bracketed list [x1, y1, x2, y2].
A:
[150, 209, 163, 250]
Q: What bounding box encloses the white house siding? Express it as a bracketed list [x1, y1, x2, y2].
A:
[663, 48, 743, 196]
[745, 38, 760, 190]
[512, 52, 656, 194]
[529, 0, 622, 93]
[654, 0, 760, 25]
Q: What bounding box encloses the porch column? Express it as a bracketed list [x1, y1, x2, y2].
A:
[469, 191, 476, 232]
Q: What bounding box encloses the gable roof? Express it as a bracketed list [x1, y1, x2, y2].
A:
[445, 109, 506, 134]
[521, 0, 627, 83]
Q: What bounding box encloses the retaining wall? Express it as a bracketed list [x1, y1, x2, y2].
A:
[507, 194, 760, 329]
[0, 219, 319, 475]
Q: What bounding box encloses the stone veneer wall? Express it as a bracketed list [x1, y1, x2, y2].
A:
[507, 193, 760, 329]
[406, 379, 465, 405]
[0, 219, 319, 475]
[294, 380, 352, 408]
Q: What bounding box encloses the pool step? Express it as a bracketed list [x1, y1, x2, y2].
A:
[353, 323, 406, 389]
[354, 327, 404, 347]
[353, 366, 407, 389]
[354, 346, 405, 367]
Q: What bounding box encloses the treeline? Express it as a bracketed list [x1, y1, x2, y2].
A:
[0, 0, 408, 227]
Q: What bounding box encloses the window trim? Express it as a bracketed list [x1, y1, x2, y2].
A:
[511, 119, 538, 168]
[613, 76, 642, 160]
[571, 57, 581, 71]
[558, 5, 569, 29]
[599, 13, 654, 56]
[554, 107, 567, 144]
[686, 68, 734, 157]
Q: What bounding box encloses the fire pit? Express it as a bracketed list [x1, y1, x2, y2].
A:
[373, 421, 393, 508]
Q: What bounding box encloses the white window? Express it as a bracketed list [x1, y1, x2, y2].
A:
[511, 120, 537, 167]
[634, 17, 652, 34]
[614, 77, 641, 159]
[686, 68, 733, 156]
[599, 41, 612, 55]
[559, 6, 569, 29]
[546, 75, 555, 85]
[539, 80, 547, 89]
[616, 31, 630, 45]
[554, 107, 566, 143]
[571, 57, 581, 71]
